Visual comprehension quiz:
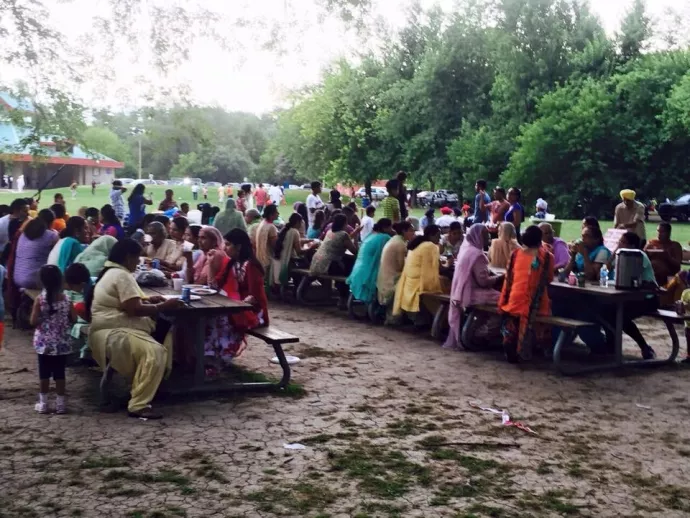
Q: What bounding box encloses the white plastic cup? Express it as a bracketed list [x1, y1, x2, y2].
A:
[172, 278, 183, 291]
[182, 240, 194, 252]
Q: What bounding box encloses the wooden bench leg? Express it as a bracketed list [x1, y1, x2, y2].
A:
[430, 303, 449, 340]
[100, 362, 115, 405]
[460, 310, 486, 351]
[271, 342, 291, 388]
[296, 276, 311, 305]
[347, 293, 368, 320]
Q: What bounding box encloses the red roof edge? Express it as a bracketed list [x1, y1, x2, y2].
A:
[0, 154, 124, 168]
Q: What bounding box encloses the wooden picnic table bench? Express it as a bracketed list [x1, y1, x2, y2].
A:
[100, 286, 299, 403]
[460, 284, 686, 375]
[293, 268, 349, 306]
[461, 304, 594, 369]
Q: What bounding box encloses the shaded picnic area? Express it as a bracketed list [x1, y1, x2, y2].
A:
[2, 300, 690, 518]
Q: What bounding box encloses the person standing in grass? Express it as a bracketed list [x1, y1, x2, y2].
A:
[614, 189, 646, 246]
[379, 179, 401, 223]
[254, 183, 268, 213]
[306, 181, 324, 226]
[31, 265, 78, 414]
[109, 180, 127, 222]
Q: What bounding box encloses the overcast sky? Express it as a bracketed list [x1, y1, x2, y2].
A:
[41, 0, 689, 114]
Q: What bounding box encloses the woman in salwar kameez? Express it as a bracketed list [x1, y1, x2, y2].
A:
[499, 225, 554, 363]
[443, 224, 503, 350]
[87, 239, 184, 419]
[392, 225, 448, 320]
[206, 229, 268, 362]
[347, 219, 393, 304]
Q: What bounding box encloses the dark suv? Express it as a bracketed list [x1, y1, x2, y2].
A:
[657, 194, 690, 222]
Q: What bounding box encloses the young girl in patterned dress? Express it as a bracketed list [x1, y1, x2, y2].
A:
[30, 265, 77, 414]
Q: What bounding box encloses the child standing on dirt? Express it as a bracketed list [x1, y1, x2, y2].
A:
[30, 265, 77, 414]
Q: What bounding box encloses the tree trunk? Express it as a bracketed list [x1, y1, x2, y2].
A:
[365, 178, 372, 200]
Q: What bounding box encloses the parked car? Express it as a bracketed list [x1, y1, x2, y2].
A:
[300, 184, 312, 190]
[204, 181, 222, 188]
[118, 178, 135, 185]
[418, 189, 460, 208]
[355, 187, 388, 201]
[288, 184, 299, 190]
[657, 194, 690, 222]
[132, 179, 156, 186]
[155, 180, 168, 185]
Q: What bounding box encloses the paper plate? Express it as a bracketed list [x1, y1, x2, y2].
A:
[191, 288, 217, 296]
[164, 294, 201, 301]
[270, 355, 301, 365]
[182, 284, 206, 290]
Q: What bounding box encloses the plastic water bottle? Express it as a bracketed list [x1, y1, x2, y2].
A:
[600, 265, 609, 288]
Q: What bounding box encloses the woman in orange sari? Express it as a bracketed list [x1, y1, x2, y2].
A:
[499, 225, 554, 363]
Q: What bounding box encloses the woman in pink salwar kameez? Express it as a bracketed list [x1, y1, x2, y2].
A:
[443, 225, 504, 350]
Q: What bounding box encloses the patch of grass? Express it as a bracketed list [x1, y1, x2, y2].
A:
[536, 462, 553, 475]
[103, 469, 190, 487]
[519, 489, 581, 515]
[466, 503, 519, 517]
[359, 501, 408, 517]
[246, 482, 341, 514]
[386, 418, 438, 437]
[81, 456, 129, 469]
[327, 442, 430, 499]
[222, 365, 306, 397]
[417, 435, 447, 449]
[404, 404, 435, 415]
[263, 468, 279, 476]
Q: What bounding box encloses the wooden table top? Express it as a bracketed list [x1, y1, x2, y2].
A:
[142, 286, 252, 316]
[548, 280, 654, 300]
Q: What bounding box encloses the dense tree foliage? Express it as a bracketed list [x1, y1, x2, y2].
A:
[268, 0, 690, 217]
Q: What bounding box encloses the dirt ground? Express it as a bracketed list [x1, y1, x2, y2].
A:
[1, 302, 690, 518]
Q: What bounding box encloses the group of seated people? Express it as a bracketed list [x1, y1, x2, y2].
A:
[7, 180, 688, 417]
[291, 193, 681, 365]
[0, 191, 273, 419]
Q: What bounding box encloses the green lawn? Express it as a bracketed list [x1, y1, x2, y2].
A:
[0, 185, 686, 245]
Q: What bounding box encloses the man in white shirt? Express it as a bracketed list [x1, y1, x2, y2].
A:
[360, 205, 376, 242]
[191, 183, 199, 200]
[306, 181, 324, 226]
[268, 182, 283, 206]
[435, 206, 456, 228]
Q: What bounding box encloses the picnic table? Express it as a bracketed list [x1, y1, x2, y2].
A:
[548, 281, 683, 374]
[139, 286, 295, 395]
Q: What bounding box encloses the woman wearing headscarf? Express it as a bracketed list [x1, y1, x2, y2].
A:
[213, 198, 247, 236]
[347, 218, 393, 304]
[443, 225, 503, 350]
[47, 217, 88, 273]
[488, 222, 520, 269]
[499, 225, 554, 362]
[271, 213, 305, 288]
[74, 235, 118, 277]
[185, 226, 225, 285]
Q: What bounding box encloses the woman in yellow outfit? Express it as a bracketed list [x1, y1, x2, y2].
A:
[86, 239, 184, 419]
[393, 225, 447, 318]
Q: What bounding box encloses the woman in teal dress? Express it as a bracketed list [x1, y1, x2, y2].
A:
[346, 218, 393, 303]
